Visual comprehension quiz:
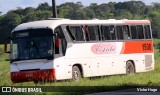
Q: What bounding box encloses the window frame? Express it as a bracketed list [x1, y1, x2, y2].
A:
[101, 25, 116, 41]
[64, 23, 152, 43]
[137, 25, 145, 39]
[67, 25, 85, 42]
[116, 25, 124, 40]
[144, 25, 152, 39]
[83, 25, 100, 42]
[130, 25, 138, 39]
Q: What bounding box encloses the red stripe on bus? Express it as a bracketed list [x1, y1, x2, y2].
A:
[121, 41, 153, 54]
[11, 69, 56, 83]
[120, 42, 125, 54]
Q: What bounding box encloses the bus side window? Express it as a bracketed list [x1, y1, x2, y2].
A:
[110, 25, 116, 40]
[84, 25, 90, 41]
[66, 26, 75, 41]
[123, 25, 130, 40]
[69, 26, 84, 41]
[144, 25, 151, 39]
[130, 25, 138, 39]
[102, 26, 111, 40]
[97, 26, 101, 41]
[116, 26, 124, 40]
[137, 25, 144, 39]
[54, 26, 67, 55]
[84, 25, 99, 41]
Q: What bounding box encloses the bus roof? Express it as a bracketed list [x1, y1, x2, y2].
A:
[12, 19, 150, 33]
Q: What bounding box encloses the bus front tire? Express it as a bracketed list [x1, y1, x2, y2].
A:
[72, 66, 81, 81]
[126, 61, 135, 75]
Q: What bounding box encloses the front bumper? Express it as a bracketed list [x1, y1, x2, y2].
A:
[11, 69, 56, 83]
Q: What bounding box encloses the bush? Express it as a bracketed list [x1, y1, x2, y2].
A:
[0, 47, 3, 56]
[157, 42, 160, 52]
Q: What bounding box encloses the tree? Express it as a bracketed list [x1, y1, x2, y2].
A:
[37, 2, 50, 11]
[58, 2, 84, 19]
[114, 9, 133, 19]
[22, 10, 52, 22]
[115, 1, 145, 15]
[84, 8, 95, 19]
[57, 2, 75, 18]
[148, 11, 160, 38]
[152, 2, 160, 11]
[144, 5, 152, 15]
[70, 9, 86, 20]
[4, 12, 21, 27]
[23, 7, 35, 15]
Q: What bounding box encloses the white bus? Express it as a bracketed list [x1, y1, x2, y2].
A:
[4, 18, 154, 83]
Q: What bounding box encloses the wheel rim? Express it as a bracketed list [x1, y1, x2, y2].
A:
[73, 70, 79, 80]
[127, 64, 134, 74]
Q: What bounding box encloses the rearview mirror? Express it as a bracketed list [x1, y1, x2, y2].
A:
[4, 37, 11, 53]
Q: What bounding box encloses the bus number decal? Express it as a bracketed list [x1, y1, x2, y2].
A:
[142, 43, 152, 51]
[91, 43, 117, 54]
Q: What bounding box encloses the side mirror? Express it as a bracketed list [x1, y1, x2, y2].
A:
[4, 37, 11, 53]
[53, 32, 58, 38]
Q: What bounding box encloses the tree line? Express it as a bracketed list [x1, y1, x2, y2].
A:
[0, 1, 160, 43]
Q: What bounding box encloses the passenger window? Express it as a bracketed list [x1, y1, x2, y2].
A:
[69, 26, 84, 41]
[110, 25, 116, 40]
[123, 25, 130, 40]
[144, 25, 151, 39]
[116, 26, 124, 40]
[130, 26, 138, 39]
[102, 26, 110, 40]
[137, 25, 144, 39]
[84, 25, 99, 41]
[102, 25, 116, 40]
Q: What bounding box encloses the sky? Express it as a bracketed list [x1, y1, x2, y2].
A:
[0, 0, 160, 14]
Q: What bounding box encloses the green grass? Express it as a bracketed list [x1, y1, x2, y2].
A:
[0, 39, 160, 95]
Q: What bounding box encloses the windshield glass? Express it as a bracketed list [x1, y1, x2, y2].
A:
[11, 29, 53, 61]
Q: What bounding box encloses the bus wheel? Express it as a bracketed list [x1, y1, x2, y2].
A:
[72, 66, 81, 81]
[126, 61, 135, 75]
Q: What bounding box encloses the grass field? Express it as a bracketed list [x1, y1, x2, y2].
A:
[0, 39, 160, 95]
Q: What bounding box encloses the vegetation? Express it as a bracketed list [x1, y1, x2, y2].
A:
[0, 1, 160, 43]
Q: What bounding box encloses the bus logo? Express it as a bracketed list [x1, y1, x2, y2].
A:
[91, 43, 117, 54]
[2, 87, 11, 92]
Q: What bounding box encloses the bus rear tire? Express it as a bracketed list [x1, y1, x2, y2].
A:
[72, 66, 81, 81]
[126, 61, 135, 75]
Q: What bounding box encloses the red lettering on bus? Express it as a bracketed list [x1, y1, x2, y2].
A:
[91, 43, 117, 54]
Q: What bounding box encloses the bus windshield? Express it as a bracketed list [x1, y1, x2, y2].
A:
[11, 29, 53, 61]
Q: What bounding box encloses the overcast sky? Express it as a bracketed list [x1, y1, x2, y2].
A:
[0, 0, 160, 14]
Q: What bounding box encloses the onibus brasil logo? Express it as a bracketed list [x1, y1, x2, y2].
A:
[2, 87, 42, 92]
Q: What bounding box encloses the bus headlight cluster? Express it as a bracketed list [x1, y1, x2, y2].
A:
[43, 71, 50, 75]
[26, 74, 33, 77]
[12, 73, 18, 76]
